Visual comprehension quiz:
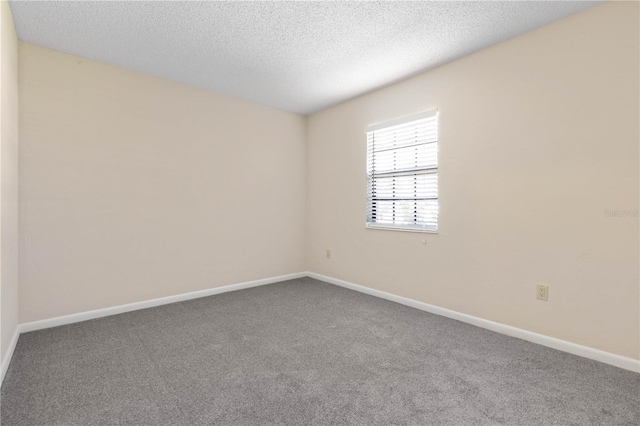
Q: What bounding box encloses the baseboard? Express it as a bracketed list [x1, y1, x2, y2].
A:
[307, 272, 640, 373]
[1, 327, 20, 384]
[8, 270, 639, 378]
[19, 272, 306, 334]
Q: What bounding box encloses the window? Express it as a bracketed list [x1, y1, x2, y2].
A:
[366, 110, 438, 232]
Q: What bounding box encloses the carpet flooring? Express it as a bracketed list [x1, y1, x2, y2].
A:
[1, 277, 638, 425]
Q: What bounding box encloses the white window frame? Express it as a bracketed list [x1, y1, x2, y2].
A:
[366, 110, 439, 233]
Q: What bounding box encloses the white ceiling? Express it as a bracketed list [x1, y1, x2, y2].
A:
[10, 1, 599, 115]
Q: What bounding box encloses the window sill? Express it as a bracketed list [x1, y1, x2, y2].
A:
[366, 224, 438, 234]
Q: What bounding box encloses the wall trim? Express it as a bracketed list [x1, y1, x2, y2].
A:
[1, 328, 20, 384]
[307, 272, 640, 373]
[4, 271, 637, 381]
[18, 272, 306, 334]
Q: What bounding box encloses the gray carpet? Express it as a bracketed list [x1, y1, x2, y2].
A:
[1, 277, 638, 425]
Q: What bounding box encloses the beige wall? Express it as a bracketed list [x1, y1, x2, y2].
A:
[1, 0, 19, 367]
[307, 2, 640, 360]
[13, 2, 640, 361]
[19, 43, 306, 323]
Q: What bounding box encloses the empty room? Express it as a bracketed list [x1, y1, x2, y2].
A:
[0, 0, 638, 424]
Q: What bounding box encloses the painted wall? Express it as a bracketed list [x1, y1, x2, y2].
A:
[306, 2, 639, 360]
[19, 43, 306, 323]
[1, 0, 20, 370]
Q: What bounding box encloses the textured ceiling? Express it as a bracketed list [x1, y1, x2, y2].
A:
[10, 1, 600, 114]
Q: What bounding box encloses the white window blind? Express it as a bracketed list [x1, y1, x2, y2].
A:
[366, 110, 438, 232]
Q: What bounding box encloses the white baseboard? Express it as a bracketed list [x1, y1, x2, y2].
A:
[1, 327, 20, 384]
[19, 272, 306, 334]
[4, 270, 638, 382]
[307, 272, 640, 373]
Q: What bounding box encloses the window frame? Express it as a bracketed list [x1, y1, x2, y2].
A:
[365, 110, 439, 234]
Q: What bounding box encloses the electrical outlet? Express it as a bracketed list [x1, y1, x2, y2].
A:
[536, 284, 549, 301]
[326, 249, 331, 259]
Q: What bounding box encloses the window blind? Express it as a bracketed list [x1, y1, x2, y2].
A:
[366, 110, 438, 232]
